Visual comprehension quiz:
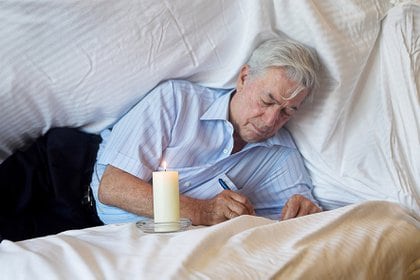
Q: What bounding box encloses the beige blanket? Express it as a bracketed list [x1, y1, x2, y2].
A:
[0, 201, 418, 279]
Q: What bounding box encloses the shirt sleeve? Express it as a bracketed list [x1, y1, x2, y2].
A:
[232, 129, 320, 220]
[251, 147, 320, 220]
[98, 81, 177, 181]
[275, 148, 319, 207]
[251, 148, 318, 220]
[272, 129, 319, 208]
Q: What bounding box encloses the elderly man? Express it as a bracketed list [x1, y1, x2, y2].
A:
[92, 38, 322, 225]
[0, 38, 322, 241]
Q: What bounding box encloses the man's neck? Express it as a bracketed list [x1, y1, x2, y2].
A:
[232, 132, 247, 154]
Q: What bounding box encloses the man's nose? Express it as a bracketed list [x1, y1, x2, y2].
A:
[262, 108, 280, 128]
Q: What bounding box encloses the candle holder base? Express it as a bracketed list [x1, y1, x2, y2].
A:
[136, 218, 192, 233]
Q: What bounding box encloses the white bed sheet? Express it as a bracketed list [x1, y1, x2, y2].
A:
[0, 0, 419, 213]
[0, 201, 418, 279]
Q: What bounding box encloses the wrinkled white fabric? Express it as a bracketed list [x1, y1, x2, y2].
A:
[0, 201, 418, 279]
[288, 1, 420, 212]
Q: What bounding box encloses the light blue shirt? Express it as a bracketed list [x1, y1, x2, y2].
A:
[90, 80, 317, 224]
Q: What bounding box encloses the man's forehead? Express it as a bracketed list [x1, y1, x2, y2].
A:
[266, 86, 307, 103]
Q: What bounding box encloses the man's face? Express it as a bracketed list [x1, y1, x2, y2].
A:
[230, 65, 308, 143]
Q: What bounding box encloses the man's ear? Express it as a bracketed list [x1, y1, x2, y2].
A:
[236, 64, 250, 91]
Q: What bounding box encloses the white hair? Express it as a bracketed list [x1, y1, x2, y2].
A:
[246, 38, 321, 99]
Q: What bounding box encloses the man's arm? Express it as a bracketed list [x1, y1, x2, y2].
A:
[98, 165, 255, 225]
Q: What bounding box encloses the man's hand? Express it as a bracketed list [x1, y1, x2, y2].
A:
[280, 194, 321, 220]
[193, 190, 255, 225]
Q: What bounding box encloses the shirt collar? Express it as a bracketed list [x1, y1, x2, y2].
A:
[200, 89, 296, 150]
[200, 89, 235, 121]
[247, 128, 297, 150]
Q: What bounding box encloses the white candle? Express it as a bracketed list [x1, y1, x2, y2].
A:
[152, 162, 180, 231]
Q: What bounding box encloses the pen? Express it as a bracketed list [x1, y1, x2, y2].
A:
[218, 178, 231, 190]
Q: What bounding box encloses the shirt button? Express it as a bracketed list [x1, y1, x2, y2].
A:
[223, 149, 228, 154]
[184, 182, 191, 187]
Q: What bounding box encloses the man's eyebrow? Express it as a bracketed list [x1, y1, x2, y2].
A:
[268, 93, 298, 111]
[267, 93, 281, 105]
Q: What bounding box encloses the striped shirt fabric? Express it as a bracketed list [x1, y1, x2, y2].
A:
[90, 80, 317, 224]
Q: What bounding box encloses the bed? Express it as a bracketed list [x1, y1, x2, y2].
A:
[0, 0, 419, 279]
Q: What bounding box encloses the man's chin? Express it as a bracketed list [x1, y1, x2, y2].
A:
[243, 133, 271, 143]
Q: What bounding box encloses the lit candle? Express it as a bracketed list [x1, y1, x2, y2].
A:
[152, 161, 180, 231]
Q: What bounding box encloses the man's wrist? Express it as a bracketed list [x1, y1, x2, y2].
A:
[180, 196, 203, 225]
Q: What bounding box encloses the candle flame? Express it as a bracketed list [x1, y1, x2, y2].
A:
[162, 160, 167, 171]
